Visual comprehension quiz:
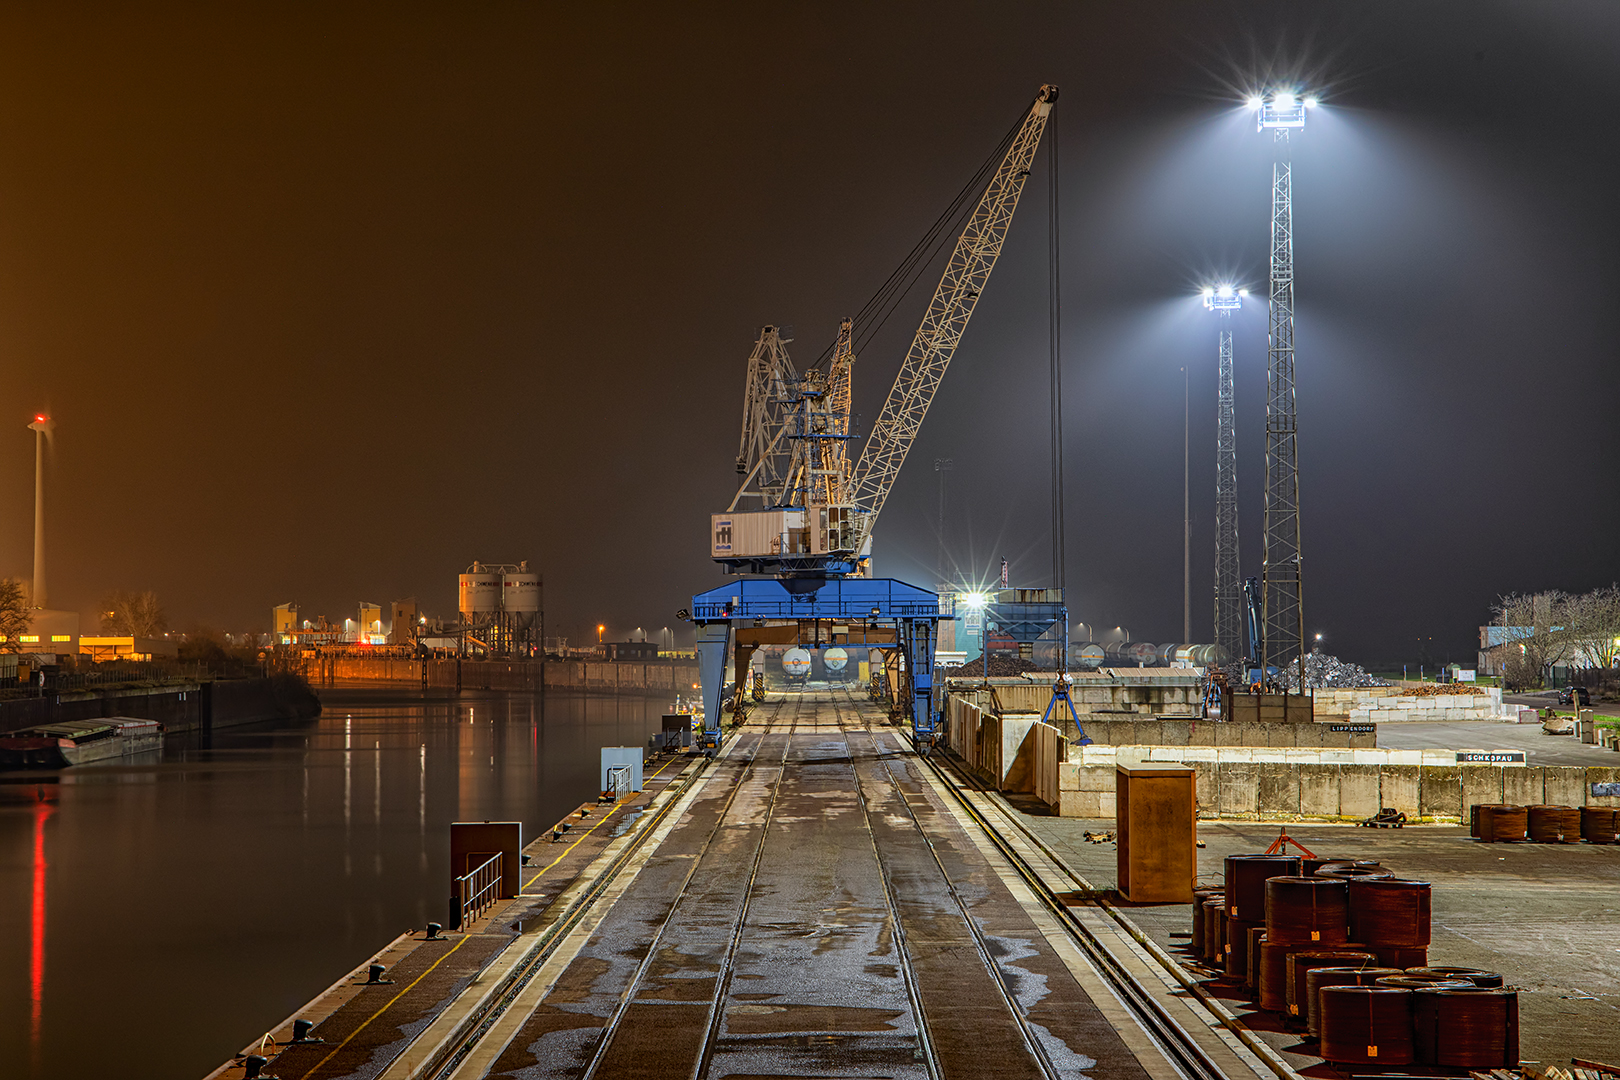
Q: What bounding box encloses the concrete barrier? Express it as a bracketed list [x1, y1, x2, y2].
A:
[1056, 747, 1620, 822]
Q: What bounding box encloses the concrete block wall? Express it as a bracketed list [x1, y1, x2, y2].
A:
[1314, 686, 1508, 722]
[1057, 752, 1620, 822]
[1062, 717, 1375, 749]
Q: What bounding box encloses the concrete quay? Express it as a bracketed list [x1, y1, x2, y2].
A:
[1027, 816, 1620, 1068]
[209, 689, 1286, 1080]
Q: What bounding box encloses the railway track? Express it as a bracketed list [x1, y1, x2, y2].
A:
[914, 736, 1234, 1080]
[404, 690, 1238, 1080]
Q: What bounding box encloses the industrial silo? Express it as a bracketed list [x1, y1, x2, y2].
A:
[502, 564, 542, 629]
[459, 563, 502, 626]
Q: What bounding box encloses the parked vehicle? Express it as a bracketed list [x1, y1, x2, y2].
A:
[1557, 686, 1592, 706]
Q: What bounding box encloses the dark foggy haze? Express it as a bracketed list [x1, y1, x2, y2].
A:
[0, 3, 1614, 666]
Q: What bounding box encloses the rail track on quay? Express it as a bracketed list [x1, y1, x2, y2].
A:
[394, 689, 1247, 1080]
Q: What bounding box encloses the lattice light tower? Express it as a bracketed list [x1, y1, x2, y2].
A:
[1251, 89, 1316, 680]
[1202, 285, 1245, 664]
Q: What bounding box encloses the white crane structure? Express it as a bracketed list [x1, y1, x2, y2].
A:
[714, 84, 1058, 577]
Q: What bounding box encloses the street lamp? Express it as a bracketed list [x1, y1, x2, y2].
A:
[963, 592, 990, 682]
[597, 624, 605, 645]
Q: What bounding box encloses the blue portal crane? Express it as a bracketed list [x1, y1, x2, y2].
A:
[691, 85, 1059, 746]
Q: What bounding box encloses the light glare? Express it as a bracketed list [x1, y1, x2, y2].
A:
[1304, 96, 1319, 109]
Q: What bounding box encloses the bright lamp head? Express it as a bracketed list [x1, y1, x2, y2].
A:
[1203, 284, 1243, 312]
[1257, 87, 1309, 131]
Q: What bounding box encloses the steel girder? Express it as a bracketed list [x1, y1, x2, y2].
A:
[691, 577, 941, 743]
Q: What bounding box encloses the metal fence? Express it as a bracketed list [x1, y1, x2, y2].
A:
[454, 853, 503, 930]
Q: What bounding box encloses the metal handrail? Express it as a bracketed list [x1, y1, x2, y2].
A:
[455, 853, 502, 929]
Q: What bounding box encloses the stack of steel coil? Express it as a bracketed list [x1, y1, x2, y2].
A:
[1286, 950, 1374, 1023]
[1581, 806, 1620, 844]
[1245, 926, 1267, 992]
[1223, 854, 1299, 980]
[1258, 876, 1352, 1010]
[1411, 986, 1519, 1068]
[1305, 966, 1401, 1037]
[1318, 986, 1415, 1064]
[1527, 804, 1583, 843]
[1348, 877, 1431, 968]
[1477, 804, 1528, 842]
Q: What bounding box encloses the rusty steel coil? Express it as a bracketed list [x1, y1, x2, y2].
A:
[1527, 804, 1582, 843]
[1265, 876, 1349, 945]
[1375, 975, 1472, 990]
[1313, 861, 1394, 881]
[1202, 899, 1226, 963]
[1305, 966, 1401, 1036]
[1245, 925, 1267, 992]
[1303, 856, 1376, 876]
[1470, 802, 1507, 838]
[1477, 804, 1527, 842]
[1581, 806, 1620, 844]
[1374, 946, 1428, 969]
[1257, 939, 1317, 1011]
[1224, 916, 1259, 980]
[1285, 949, 1375, 1021]
[1407, 966, 1502, 988]
[1348, 878, 1432, 947]
[1318, 985, 1415, 1065]
[1191, 889, 1222, 955]
[1411, 986, 1519, 1068]
[1224, 854, 1301, 921]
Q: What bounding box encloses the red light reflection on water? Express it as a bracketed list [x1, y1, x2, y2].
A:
[31, 790, 55, 1055]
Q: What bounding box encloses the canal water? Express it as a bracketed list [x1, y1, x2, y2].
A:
[0, 688, 680, 1080]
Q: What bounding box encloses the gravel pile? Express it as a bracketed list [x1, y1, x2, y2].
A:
[1281, 651, 1391, 691]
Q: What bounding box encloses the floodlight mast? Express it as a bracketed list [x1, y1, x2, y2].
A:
[1203, 288, 1243, 664]
[1254, 90, 1308, 683]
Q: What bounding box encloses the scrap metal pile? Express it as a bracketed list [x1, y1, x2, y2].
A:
[940, 655, 1042, 678]
[1282, 651, 1391, 691]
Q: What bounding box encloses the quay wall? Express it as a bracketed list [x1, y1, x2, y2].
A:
[1059, 744, 1620, 822]
[303, 655, 700, 698]
[0, 675, 320, 735]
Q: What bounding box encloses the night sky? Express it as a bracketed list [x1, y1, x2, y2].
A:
[0, 3, 1615, 666]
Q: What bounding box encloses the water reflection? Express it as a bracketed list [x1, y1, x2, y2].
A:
[0, 688, 674, 1080]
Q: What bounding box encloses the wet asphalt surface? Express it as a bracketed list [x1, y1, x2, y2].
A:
[476, 689, 1155, 1079]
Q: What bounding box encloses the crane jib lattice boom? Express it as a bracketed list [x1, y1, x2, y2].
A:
[849, 85, 1057, 553]
[712, 84, 1056, 578]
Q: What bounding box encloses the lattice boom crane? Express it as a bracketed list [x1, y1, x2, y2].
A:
[713, 84, 1058, 577]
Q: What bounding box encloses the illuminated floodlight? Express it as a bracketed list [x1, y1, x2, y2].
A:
[961, 591, 990, 609]
[1256, 88, 1309, 131]
[1244, 94, 1264, 110]
[1202, 284, 1243, 312]
[1304, 96, 1319, 109]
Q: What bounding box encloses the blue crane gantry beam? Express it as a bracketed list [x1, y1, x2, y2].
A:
[691, 577, 939, 745]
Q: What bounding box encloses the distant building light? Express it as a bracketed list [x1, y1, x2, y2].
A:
[50, 635, 70, 642]
[20, 635, 39, 643]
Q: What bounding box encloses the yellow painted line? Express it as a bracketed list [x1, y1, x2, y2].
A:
[522, 755, 682, 890]
[296, 933, 470, 1080]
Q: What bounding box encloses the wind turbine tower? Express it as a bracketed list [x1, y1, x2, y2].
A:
[1202, 285, 1245, 663]
[1251, 89, 1316, 680]
[28, 413, 52, 608]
